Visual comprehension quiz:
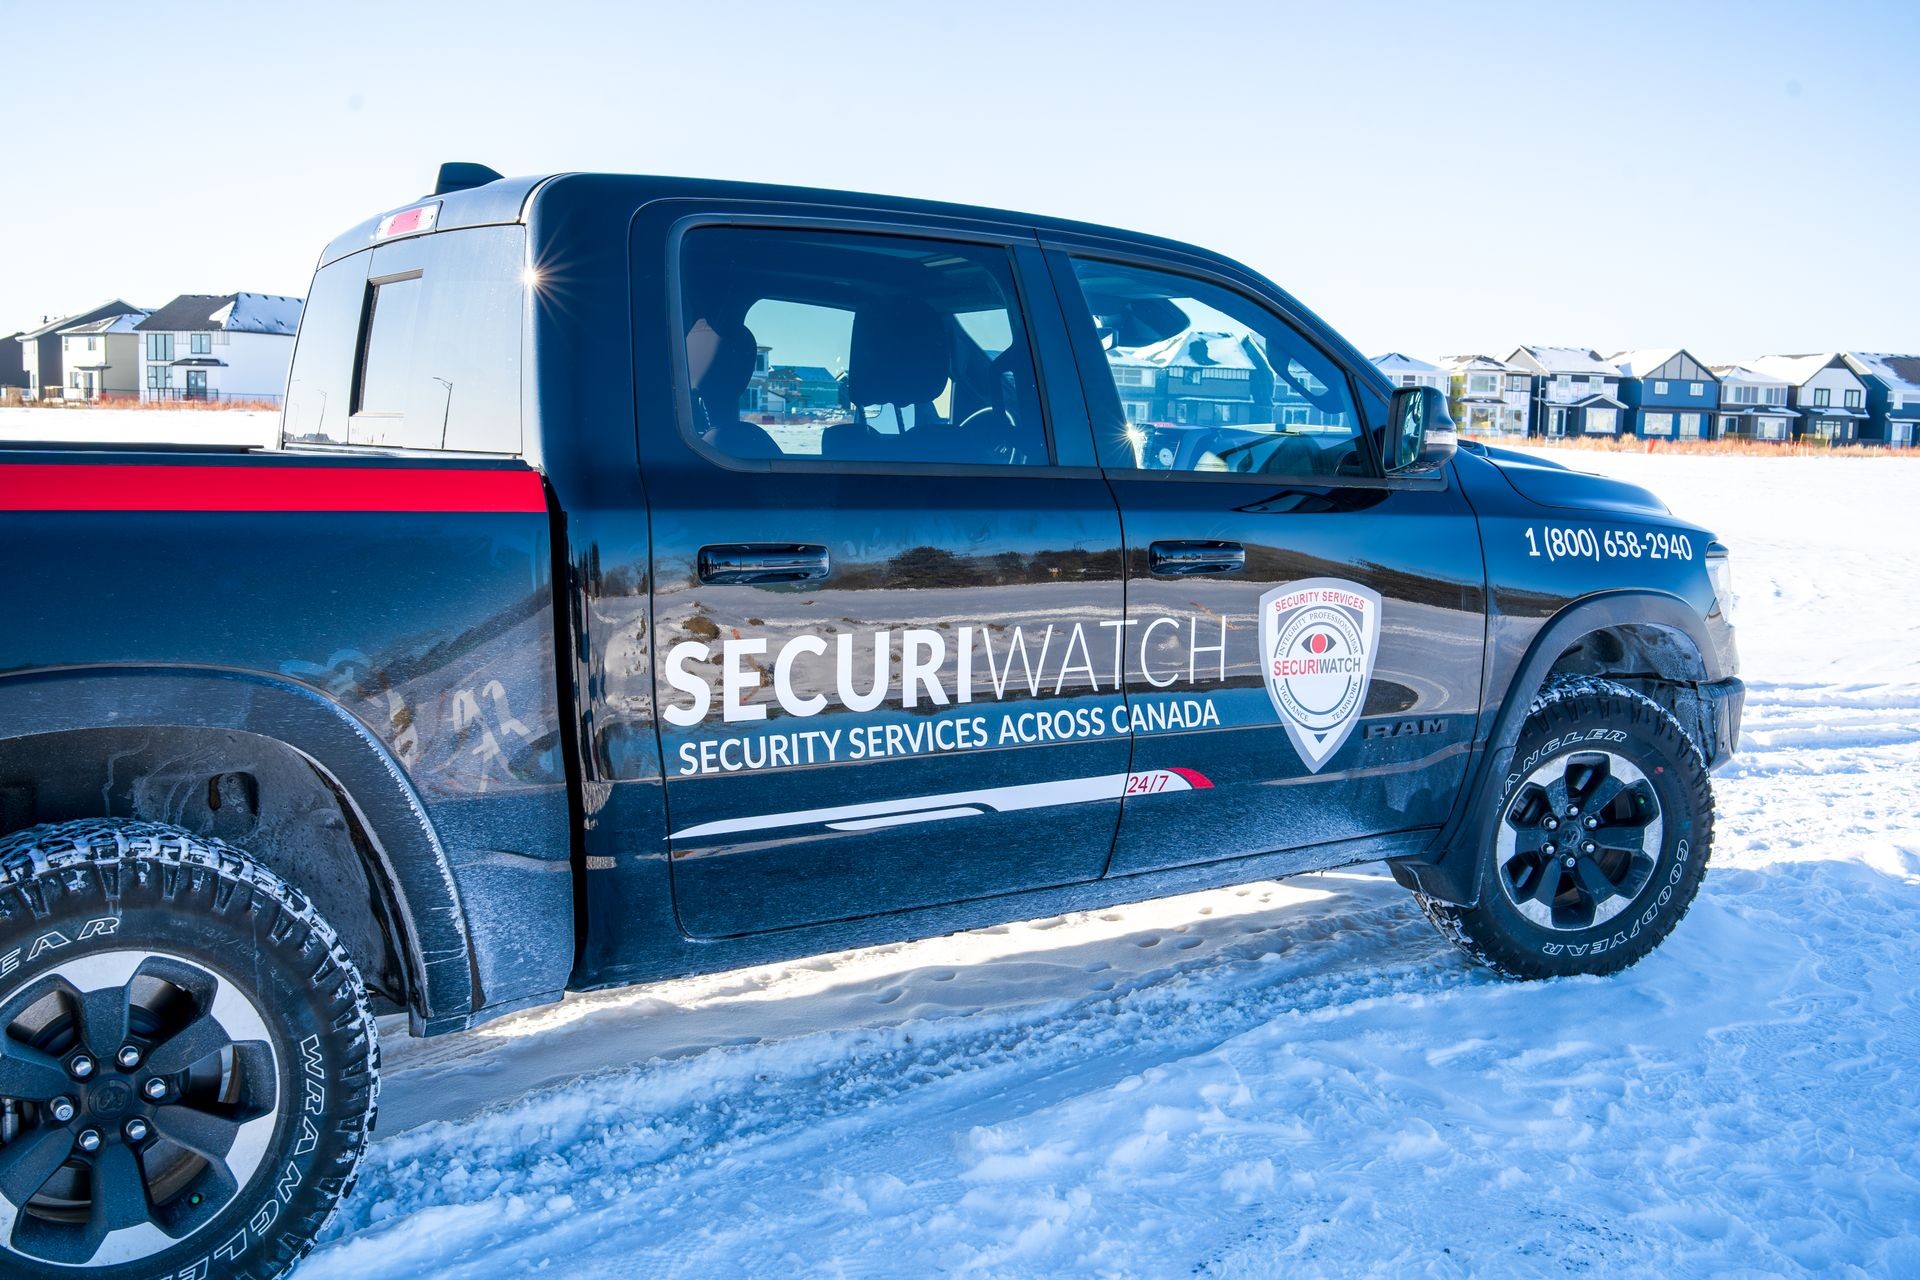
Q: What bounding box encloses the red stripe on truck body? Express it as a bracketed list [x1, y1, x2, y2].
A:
[0, 464, 547, 513]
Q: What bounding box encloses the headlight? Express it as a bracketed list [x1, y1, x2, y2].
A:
[1706, 550, 1735, 622]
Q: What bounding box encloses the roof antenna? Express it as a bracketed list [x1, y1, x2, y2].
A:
[434, 162, 504, 196]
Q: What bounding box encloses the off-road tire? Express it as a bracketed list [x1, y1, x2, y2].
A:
[0, 820, 378, 1279]
[1416, 677, 1714, 979]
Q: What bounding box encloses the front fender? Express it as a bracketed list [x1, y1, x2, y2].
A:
[1393, 590, 1728, 906]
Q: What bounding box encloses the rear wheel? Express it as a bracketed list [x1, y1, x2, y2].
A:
[1417, 677, 1714, 979]
[0, 821, 377, 1279]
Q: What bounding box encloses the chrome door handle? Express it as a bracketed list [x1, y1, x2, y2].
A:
[697, 544, 831, 585]
[1148, 540, 1245, 576]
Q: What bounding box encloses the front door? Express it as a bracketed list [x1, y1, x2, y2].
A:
[1049, 247, 1487, 876]
[185, 370, 207, 400]
[643, 211, 1131, 938]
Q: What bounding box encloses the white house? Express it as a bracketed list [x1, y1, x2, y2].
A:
[1369, 352, 1449, 392]
[13, 300, 143, 400]
[1709, 365, 1798, 442]
[1506, 345, 1626, 436]
[1748, 353, 1870, 444]
[135, 293, 303, 404]
[57, 311, 148, 401]
[1440, 354, 1531, 436]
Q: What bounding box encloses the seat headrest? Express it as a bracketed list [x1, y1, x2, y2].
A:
[848, 296, 949, 407]
[686, 317, 757, 407]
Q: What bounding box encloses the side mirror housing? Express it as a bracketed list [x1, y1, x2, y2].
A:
[1385, 385, 1457, 473]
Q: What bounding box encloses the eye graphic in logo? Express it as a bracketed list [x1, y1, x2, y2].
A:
[1259, 578, 1382, 772]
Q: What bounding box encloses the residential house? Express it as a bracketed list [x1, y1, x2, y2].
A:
[1440, 354, 1531, 436]
[1610, 348, 1719, 440]
[135, 293, 303, 404]
[1710, 365, 1798, 442]
[1506, 345, 1626, 436]
[1109, 329, 1274, 427]
[57, 311, 148, 401]
[13, 300, 143, 400]
[0, 333, 25, 391]
[1369, 352, 1449, 392]
[1747, 354, 1870, 444]
[765, 365, 843, 414]
[1840, 352, 1920, 448]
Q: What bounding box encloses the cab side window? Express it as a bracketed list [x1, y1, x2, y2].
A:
[678, 228, 1049, 467]
[1066, 258, 1365, 478]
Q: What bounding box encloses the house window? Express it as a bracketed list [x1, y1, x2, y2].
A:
[1469, 374, 1497, 394]
[145, 333, 173, 362]
[70, 372, 80, 389]
[1585, 407, 1618, 435]
[1679, 413, 1702, 438]
[86, 336, 97, 352]
[1643, 412, 1674, 436]
[1689, 382, 1704, 396]
[1506, 375, 1528, 393]
[146, 365, 169, 390]
[1654, 380, 1669, 395]
[1844, 388, 1862, 408]
[1812, 387, 1831, 406]
[190, 333, 212, 355]
[1124, 400, 1151, 422]
[1400, 375, 1417, 386]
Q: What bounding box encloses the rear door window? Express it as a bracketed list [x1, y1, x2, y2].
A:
[677, 227, 1050, 467]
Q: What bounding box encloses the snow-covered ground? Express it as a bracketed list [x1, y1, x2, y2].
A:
[0, 406, 278, 449]
[281, 448, 1915, 1278]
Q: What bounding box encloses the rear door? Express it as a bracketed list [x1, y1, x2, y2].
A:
[638, 204, 1134, 938]
[1046, 241, 1487, 876]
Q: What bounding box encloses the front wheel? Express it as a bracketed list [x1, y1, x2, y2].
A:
[1417, 677, 1714, 979]
[0, 821, 377, 1279]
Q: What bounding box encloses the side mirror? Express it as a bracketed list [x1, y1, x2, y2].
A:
[1385, 385, 1457, 472]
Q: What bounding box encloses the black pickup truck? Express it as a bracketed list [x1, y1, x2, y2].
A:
[0, 164, 1741, 1278]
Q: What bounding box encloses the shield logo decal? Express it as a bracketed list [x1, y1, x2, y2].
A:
[1259, 578, 1382, 772]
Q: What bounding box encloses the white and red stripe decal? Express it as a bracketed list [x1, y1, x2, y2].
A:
[0, 463, 547, 513]
[672, 767, 1211, 842]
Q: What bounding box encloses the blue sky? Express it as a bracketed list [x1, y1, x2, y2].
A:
[3, 0, 1914, 363]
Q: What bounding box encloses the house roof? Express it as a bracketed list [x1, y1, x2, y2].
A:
[1368, 352, 1445, 375]
[1509, 345, 1620, 376]
[1570, 393, 1627, 410]
[59, 312, 148, 336]
[16, 301, 142, 342]
[1710, 363, 1792, 388]
[1120, 330, 1267, 374]
[1842, 352, 1920, 396]
[1747, 353, 1850, 387]
[767, 365, 839, 383]
[1439, 353, 1525, 373]
[134, 293, 302, 336]
[1608, 348, 1680, 378]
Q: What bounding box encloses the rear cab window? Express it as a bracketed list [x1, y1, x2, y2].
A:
[676, 226, 1051, 468]
[283, 224, 526, 453]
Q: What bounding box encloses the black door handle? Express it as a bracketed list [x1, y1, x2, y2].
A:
[1148, 540, 1245, 576]
[698, 544, 831, 585]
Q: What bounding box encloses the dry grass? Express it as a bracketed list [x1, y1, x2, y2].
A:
[1466, 433, 1917, 459]
[11, 397, 282, 413]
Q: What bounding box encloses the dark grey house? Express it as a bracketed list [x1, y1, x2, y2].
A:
[0, 332, 26, 390]
[14, 300, 143, 400]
